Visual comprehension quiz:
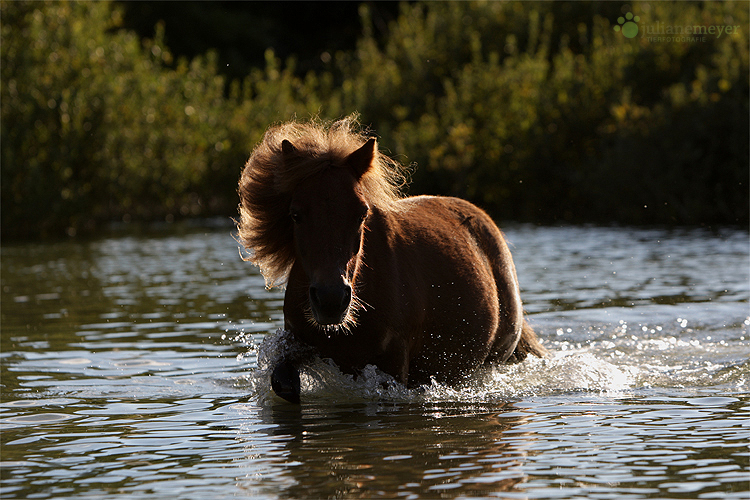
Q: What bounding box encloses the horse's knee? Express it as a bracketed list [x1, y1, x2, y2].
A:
[271, 360, 301, 404]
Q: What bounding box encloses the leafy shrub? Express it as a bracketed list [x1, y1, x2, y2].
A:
[1, 1, 329, 238]
[339, 1, 748, 225]
[2, 1, 747, 239]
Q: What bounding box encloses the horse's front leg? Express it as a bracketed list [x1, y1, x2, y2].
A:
[268, 326, 315, 404]
[271, 358, 301, 404]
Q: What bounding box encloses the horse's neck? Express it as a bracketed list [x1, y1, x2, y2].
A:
[367, 205, 400, 245]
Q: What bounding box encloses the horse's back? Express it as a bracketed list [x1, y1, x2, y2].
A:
[394, 196, 516, 276]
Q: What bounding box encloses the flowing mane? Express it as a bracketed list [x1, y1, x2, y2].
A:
[238, 116, 407, 287]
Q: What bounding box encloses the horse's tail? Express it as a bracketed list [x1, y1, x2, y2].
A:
[506, 319, 548, 363]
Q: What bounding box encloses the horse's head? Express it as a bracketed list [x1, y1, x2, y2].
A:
[285, 138, 376, 330]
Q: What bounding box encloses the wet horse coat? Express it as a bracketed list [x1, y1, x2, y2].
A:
[238, 118, 545, 402]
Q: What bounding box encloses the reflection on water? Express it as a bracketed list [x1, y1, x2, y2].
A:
[1, 225, 748, 499]
[241, 402, 530, 499]
[238, 396, 749, 499]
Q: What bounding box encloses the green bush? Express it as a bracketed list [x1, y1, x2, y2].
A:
[339, 1, 748, 225]
[2, 2, 220, 236]
[2, 1, 747, 239]
[590, 1, 749, 225]
[1, 1, 329, 238]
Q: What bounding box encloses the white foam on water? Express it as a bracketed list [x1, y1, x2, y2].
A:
[242, 329, 638, 404]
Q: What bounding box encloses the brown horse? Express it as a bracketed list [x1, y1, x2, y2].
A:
[238, 117, 546, 403]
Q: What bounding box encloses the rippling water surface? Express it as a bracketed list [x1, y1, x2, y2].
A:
[1, 225, 748, 499]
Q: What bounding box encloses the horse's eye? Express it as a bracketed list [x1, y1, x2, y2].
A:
[290, 211, 301, 224]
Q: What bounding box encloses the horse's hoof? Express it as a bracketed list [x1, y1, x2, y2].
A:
[271, 361, 301, 404]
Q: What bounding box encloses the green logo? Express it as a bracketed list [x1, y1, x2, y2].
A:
[614, 12, 640, 38]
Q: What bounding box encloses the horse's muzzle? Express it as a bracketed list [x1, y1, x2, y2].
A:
[309, 283, 351, 325]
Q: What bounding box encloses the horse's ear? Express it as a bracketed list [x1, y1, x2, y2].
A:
[347, 138, 376, 178]
[281, 139, 297, 158]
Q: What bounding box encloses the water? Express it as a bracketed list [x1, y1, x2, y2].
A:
[1, 224, 748, 499]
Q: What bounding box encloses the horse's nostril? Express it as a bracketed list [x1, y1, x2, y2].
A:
[309, 283, 352, 325]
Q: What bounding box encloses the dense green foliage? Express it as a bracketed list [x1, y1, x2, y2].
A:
[2, 1, 747, 239]
[343, 2, 748, 224]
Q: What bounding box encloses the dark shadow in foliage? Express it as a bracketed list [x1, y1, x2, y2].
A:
[117, 1, 401, 84]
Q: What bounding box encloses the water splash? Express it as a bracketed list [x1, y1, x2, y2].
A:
[241, 329, 636, 404]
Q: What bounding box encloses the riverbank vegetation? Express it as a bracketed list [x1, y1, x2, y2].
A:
[2, 1, 747, 239]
